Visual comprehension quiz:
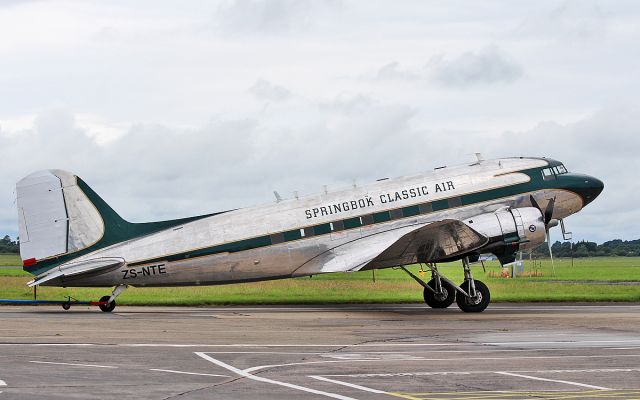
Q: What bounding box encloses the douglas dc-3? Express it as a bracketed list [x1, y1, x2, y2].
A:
[16, 156, 603, 313]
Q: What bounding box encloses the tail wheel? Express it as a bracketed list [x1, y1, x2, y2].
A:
[423, 279, 456, 308]
[98, 295, 116, 313]
[456, 280, 490, 313]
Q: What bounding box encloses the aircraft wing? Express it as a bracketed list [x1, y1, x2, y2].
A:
[363, 219, 489, 269]
[27, 257, 125, 287]
[293, 220, 488, 275]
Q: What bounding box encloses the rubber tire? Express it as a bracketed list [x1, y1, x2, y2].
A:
[62, 302, 71, 310]
[98, 295, 116, 313]
[423, 279, 456, 308]
[456, 280, 490, 313]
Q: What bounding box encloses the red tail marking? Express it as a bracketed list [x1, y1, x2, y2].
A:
[23, 258, 37, 267]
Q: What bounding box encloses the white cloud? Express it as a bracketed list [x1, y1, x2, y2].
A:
[1, 0, 639, 245]
[211, 0, 342, 36]
[427, 46, 523, 88]
[375, 62, 420, 81]
[515, 0, 607, 41]
[249, 79, 292, 101]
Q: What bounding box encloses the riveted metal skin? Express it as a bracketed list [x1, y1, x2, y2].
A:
[18, 157, 603, 288]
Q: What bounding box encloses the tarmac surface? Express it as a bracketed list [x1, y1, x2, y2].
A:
[1, 303, 640, 399]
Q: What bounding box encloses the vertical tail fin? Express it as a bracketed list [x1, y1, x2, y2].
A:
[17, 169, 219, 275]
[17, 170, 106, 264]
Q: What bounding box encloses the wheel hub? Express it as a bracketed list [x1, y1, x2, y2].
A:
[434, 288, 449, 302]
[467, 292, 483, 305]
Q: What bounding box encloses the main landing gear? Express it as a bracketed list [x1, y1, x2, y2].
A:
[98, 284, 128, 313]
[400, 257, 490, 313]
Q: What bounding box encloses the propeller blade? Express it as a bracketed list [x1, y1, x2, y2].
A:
[529, 195, 541, 212]
[544, 197, 556, 224]
[546, 228, 555, 277]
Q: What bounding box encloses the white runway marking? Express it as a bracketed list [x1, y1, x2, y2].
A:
[228, 353, 640, 374]
[324, 372, 474, 378]
[323, 367, 640, 378]
[494, 371, 611, 390]
[0, 379, 6, 386]
[4, 339, 640, 348]
[483, 339, 640, 346]
[0, 343, 94, 346]
[195, 352, 359, 400]
[310, 375, 387, 394]
[149, 369, 230, 378]
[203, 347, 635, 356]
[123, 339, 640, 348]
[126, 343, 459, 347]
[29, 361, 117, 369]
[180, 304, 640, 311]
[243, 360, 372, 373]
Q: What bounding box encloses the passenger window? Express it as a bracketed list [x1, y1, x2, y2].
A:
[541, 168, 555, 180]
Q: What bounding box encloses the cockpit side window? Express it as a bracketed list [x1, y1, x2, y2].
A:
[541, 168, 555, 180]
[556, 164, 568, 174]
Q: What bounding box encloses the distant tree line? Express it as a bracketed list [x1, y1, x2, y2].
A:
[533, 239, 640, 258]
[0, 235, 19, 254]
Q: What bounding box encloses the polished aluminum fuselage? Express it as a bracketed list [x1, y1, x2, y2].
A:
[50, 158, 585, 287]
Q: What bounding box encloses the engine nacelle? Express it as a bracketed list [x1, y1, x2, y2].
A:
[465, 207, 546, 264]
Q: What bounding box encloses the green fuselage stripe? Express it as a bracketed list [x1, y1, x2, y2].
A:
[30, 163, 584, 273]
[126, 167, 574, 267]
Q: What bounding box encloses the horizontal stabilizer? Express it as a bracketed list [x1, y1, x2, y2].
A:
[27, 257, 125, 287]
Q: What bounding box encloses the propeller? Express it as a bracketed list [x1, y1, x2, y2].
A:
[530, 195, 557, 276]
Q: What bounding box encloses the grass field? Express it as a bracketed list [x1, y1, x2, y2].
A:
[1, 254, 639, 305]
[0, 254, 20, 267]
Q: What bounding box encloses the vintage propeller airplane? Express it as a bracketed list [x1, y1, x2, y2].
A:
[16, 156, 603, 312]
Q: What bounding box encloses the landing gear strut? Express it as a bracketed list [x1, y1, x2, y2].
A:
[400, 257, 491, 313]
[400, 264, 456, 309]
[455, 257, 490, 313]
[99, 284, 128, 313]
[423, 264, 456, 308]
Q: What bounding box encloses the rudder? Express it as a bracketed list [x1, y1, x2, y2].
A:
[17, 170, 105, 264]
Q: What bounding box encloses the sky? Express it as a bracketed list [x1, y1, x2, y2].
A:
[0, 0, 638, 244]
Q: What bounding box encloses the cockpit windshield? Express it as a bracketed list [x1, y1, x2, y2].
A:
[541, 164, 568, 180]
[555, 164, 568, 174]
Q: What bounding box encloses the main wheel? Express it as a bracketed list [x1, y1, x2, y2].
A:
[455, 280, 490, 313]
[98, 295, 116, 313]
[423, 278, 456, 308]
[62, 302, 71, 310]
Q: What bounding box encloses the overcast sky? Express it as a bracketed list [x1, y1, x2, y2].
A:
[1, 0, 638, 244]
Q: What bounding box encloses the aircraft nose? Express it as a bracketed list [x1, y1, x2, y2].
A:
[578, 176, 604, 207]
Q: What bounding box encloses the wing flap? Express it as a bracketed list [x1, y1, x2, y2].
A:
[27, 257, 125, 287]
